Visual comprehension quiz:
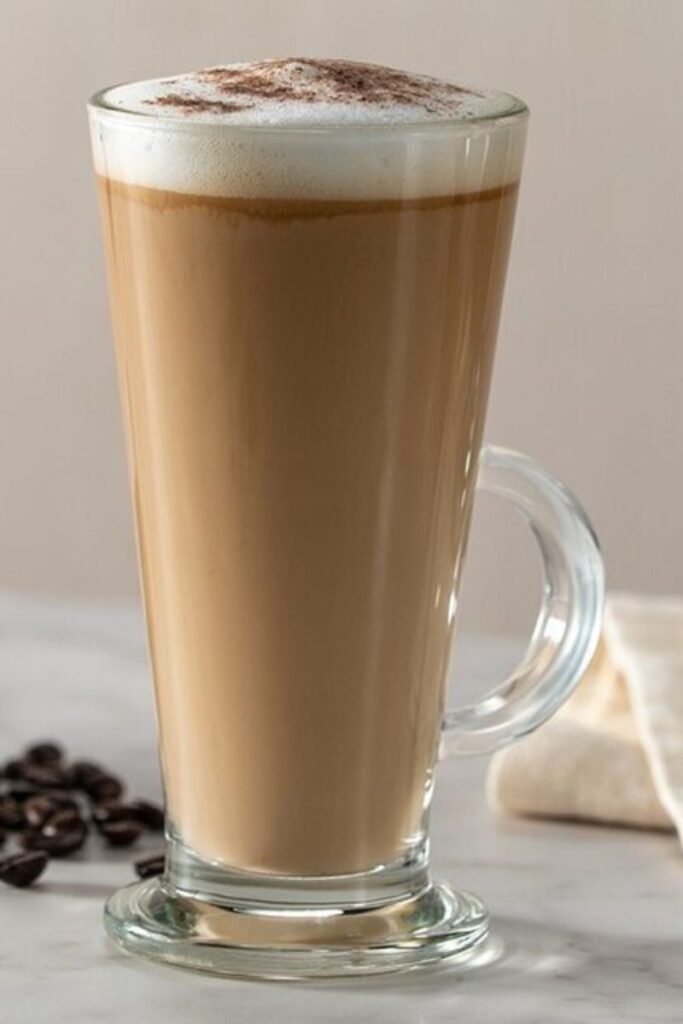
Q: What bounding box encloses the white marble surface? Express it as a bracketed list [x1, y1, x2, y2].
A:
[0, 592, 681, 1022]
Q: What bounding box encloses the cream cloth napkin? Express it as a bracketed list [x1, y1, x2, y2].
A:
[488, 593, 683, 840]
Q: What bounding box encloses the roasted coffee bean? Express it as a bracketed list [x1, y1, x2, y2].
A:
[43, 808, 85, 834]
[134, 853, 165, 879]
[25, 742, 63, 765]
[86, 775, 124, 803]
[0, 797, 24, 830]
[21, 762, 67, 790]
[22, 820, 87, 858]
[42, 789, 78, 810]
[9, 784, 42, 803]
[22, 789, 77, 814]
[92, 800, 162, 832]
[91, 801, 131, 831]
[24, 796, 61, 829]
[0, 781, 40, 803]
[99, 819, 142, 847]
[62, 765, 82, 789]
[3, 759, 26, 781]
[126, 799, 164, 831]
[67, 760, 105, 789]
[0, 850, 49, 888]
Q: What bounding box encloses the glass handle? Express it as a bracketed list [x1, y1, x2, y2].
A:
[441, 444, 604, 757]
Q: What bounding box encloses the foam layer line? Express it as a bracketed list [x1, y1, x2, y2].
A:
[89, 58, 527, 200]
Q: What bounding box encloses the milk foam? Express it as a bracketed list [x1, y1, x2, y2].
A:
[89, 59, 527, 199]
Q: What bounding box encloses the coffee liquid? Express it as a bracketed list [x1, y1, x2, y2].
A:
[98, 178, 518, 874]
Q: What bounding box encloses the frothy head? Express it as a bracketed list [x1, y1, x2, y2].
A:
[89, 59, 527, 198]
[97, 58, 519, 126]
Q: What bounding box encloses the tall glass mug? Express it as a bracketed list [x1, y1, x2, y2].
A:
[88, 64, 603, 978]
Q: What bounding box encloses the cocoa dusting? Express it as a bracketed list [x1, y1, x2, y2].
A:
[143, 59, 483, 117]
[145, 94, 251, 114]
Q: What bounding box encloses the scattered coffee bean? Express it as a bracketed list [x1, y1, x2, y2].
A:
[92, 799, 163, 832]
[3, 759, 26, 781]
[99, 819, 142, 847]
[1, 781, 41, 803]
[21, 762, 67, 790]
[126, 799, 164, 831]
[43, 808, 85, 834]
[91, 801, 131, 831]
[0, 797, 24, 830]
[86, 775, 124, 803]
[24, 795, 61, 829]
[25, 742, 63, 765]
[134, 853, 165, 879]
[68, 761, 105, 790]
[44, 790, 79, 810]
[21, 790, 78, 819]
[1, 740, 165, 888]
[0, 850, 49, 888]
[23, 820, 87, 858]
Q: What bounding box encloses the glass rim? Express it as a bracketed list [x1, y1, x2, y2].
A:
[87, 82, 529, 136]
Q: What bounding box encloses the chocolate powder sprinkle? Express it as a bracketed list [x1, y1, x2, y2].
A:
[144, 95, 251, 114]
[144, 58, 484, 117]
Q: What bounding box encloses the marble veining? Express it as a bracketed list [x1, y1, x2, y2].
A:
[0, 593, 680, 1023]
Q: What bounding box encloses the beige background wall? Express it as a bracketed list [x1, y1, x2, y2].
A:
[1, 0, 681, 633]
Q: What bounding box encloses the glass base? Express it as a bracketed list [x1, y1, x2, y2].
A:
[104, 877, 489, 979]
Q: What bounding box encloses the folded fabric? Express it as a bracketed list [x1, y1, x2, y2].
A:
[488, 594, 683, 843]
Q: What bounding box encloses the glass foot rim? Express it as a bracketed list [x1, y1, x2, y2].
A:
[104, 877, 490, 979]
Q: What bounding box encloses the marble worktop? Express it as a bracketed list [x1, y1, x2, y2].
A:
[0, 593, 680, 1022]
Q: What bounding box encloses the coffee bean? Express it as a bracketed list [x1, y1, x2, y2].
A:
[61, 766, 83, 790]
[20, 790, 78, 822]
[25, 742, 63, 765]
[21, 763, 67, 790]
[86, 775, 124, 803]
[24, 796, 61, 829]
[0, 797, 24, 830]
[42, 790, 79, 811]
[134, 853, 165, 879]
[91, 801, 130, 831]
[22, 820, 87, 858]
[126, 799, 164, 831]
[3, 759, 26, 781]
[0, 850, 49, 888]
[0, 781, 41, 803]
[67, 760, 105, 789]
[99, 819, 142, 847]
[92, 800, 163, 833]
[43, 808, 85, 835]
